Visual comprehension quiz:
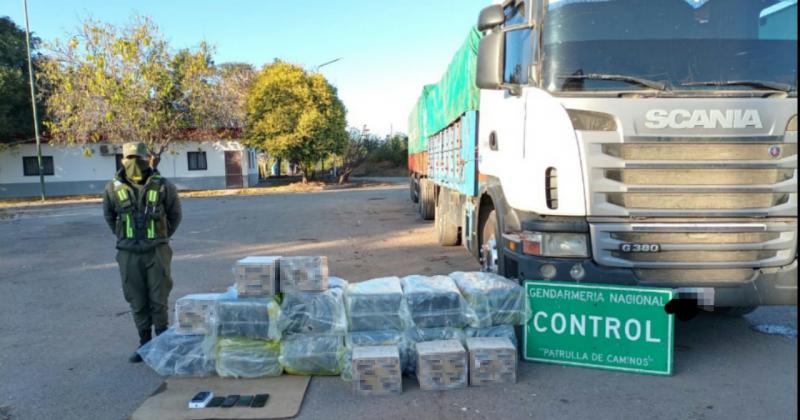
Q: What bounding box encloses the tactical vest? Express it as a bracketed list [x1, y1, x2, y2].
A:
[112, 174, 168, 241]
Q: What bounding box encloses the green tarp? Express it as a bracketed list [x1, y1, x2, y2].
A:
[408, 27, 483, 155]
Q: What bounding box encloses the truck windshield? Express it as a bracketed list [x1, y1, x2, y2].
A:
[541, 0, 798, 93]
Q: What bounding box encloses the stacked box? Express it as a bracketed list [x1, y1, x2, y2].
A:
[215, 299, 281, 341]
[450, 271, 527, 328]
[465, 325, 518, 348]
[216, 337, 282, 378]
[234, 256, 280, 297]
[416, 340, 467, 391]
[279, 334, 344, 376]
[280, 256, 329, 292]
[404, 327, 465, 374]
[402, 275, 467, 328]
[279, 287, 347, 335]
[352, 346, 403, 396]
[466, 337, 517, 386]
[174, 290, 234, 335]
[345, 277, 408, 331]
[342, 330, 408, 381]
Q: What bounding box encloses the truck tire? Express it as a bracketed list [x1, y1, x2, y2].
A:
[714, 306, 758, 317]
[480, 209, 502, 274]
[435, 192, 460, 246]
[418, 178, 435, 220]
[410, 176, 419, 203]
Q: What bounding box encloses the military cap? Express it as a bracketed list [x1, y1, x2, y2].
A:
[122, 142, 149, 159]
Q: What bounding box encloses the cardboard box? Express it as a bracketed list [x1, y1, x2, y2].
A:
[466, 337, 517, 386]
[234, 256, 280, 297]
[416, 340, 467, 391]
[352, 346, 403, 396]
[279, 256, 329, 292]
[174, 293, 229, 335]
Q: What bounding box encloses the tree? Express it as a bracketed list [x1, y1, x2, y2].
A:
[0, 16, 40, 145]
[39, 16, 219, 166]
[215, 63, 256, 129]
[338, 127, 376, 184]
[245, 61, 348, 183]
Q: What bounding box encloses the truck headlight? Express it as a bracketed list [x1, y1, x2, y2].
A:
[567, 109, 618, 132]
[520, 232, 589, 258]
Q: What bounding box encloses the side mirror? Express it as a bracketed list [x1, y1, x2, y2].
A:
[476, 31, 505, 90]
[478, 5, 505, 32]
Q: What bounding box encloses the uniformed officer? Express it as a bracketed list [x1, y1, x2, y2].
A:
[102, 142, 182, 363]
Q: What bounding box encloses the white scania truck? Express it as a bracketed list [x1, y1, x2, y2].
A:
[408, 0, 797, 315]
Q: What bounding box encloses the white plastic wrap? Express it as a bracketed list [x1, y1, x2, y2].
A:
[214, 298, 281, 341]
[215, 337, 282, 378]
[279, 256, 329, 292]
[345, 277, 410, 331]
[328, 276, 349, 290]
[279, 334, 344, 376]
[174, 287, 237, 335]
[465, 325, 518, 348]
[401, 275, 468, 328]
[341, 330, 408, 381]
[138, 327, 215, 377]
[279, 287, 347, 335]
[450, 271, 529, 328]
[403, 327, 466, 374]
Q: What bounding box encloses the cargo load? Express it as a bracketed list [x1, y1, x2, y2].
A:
[416, 339, 468, 391]
[465, 325, 518, 348]
[450, 271, 528, 328]
[280, 256, 329, 292]
[345, 277, 408, 331]
[279, 287, 347, 335]
[402, 275, 468, 328]
[341, 330, 408, 381]
[174, 288, 236, 335]
[215, 299, 281, 341]
[137, 327, 215, 377]
[234, 256, 280, 297]
[215, 337, 282, 378]
[404, 327, 466, 374]
[351, 346, 403, 396]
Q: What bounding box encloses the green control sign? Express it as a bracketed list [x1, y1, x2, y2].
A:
[524, 282, 674, 376]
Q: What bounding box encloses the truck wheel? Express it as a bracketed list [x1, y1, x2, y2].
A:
[410, 176, 419, 203]
[435, 193, 460, 246]
[418, 178, 435, 220]
[480, 209, 502, 274]
[714, 306, 758, 317]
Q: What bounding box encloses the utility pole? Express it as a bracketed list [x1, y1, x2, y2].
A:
[314, 57, 343, 72]
[23, 0, 45, 200]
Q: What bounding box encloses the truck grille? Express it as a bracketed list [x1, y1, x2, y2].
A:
[591, 222, 798, 269]
[583, 135, 798, 217]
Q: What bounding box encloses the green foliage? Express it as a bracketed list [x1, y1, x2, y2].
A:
[0, 16, 40, 143]
[245, 61, 348, 181]
[368, 133, 408, 167]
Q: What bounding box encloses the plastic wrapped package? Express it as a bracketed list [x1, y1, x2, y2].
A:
[352, 346, 402, 396]
[174, 288, 237, 335]
[341, 330, 408, 381]
[279, 334, 344, 376]
[215, 338, 282, 378]
[279, 256, 329, 292]
[404, 327, 466, 374]
[345, 277, 409, 331]
[214, 299, 281, 341]
[138, 327, 215, 377]
[401, 275, 467, 328]
[328, 276, 348, 290]
[465, 325, 518, 348]
[279, 287, 347, 335]
[450, 271, 529, 328]
[234, 256, 280, 297]
[416, 340, 468, 391]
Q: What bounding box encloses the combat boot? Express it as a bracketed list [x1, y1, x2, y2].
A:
[129, 328, 153, 363]
[154, 326, 168, 336]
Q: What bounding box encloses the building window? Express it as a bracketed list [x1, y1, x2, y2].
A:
[115, 154, 123, 171]
[187, 151, 208, 171]
[23, 156, 55, 176]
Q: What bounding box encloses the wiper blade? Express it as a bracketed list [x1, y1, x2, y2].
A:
[558, 73, 668, 91]
[680, 80, 795, 92]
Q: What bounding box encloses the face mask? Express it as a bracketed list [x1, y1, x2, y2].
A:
[122, 158, 151, 183]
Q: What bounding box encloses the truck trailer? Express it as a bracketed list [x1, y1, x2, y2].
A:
[408, 0, 797, 314]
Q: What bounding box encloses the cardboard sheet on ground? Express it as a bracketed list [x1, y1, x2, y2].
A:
[132, 375, 310, 420]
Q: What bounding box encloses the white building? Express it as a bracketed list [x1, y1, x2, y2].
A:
[0, 140, 259, 198]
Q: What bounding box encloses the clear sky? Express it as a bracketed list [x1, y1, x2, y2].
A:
[1, 0, 490, 136]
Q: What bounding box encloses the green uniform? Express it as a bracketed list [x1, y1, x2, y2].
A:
[103, 169, 182, 332]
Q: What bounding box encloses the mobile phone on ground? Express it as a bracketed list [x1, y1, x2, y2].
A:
[207, 396, 225, 408]
[251, 393, 269, 408]
[189, 391, 213, 408]
[221, 395, 240, 408]
[237, 395, 254, 407]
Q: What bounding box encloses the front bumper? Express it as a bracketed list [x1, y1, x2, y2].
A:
[502, 249, 797, 307]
